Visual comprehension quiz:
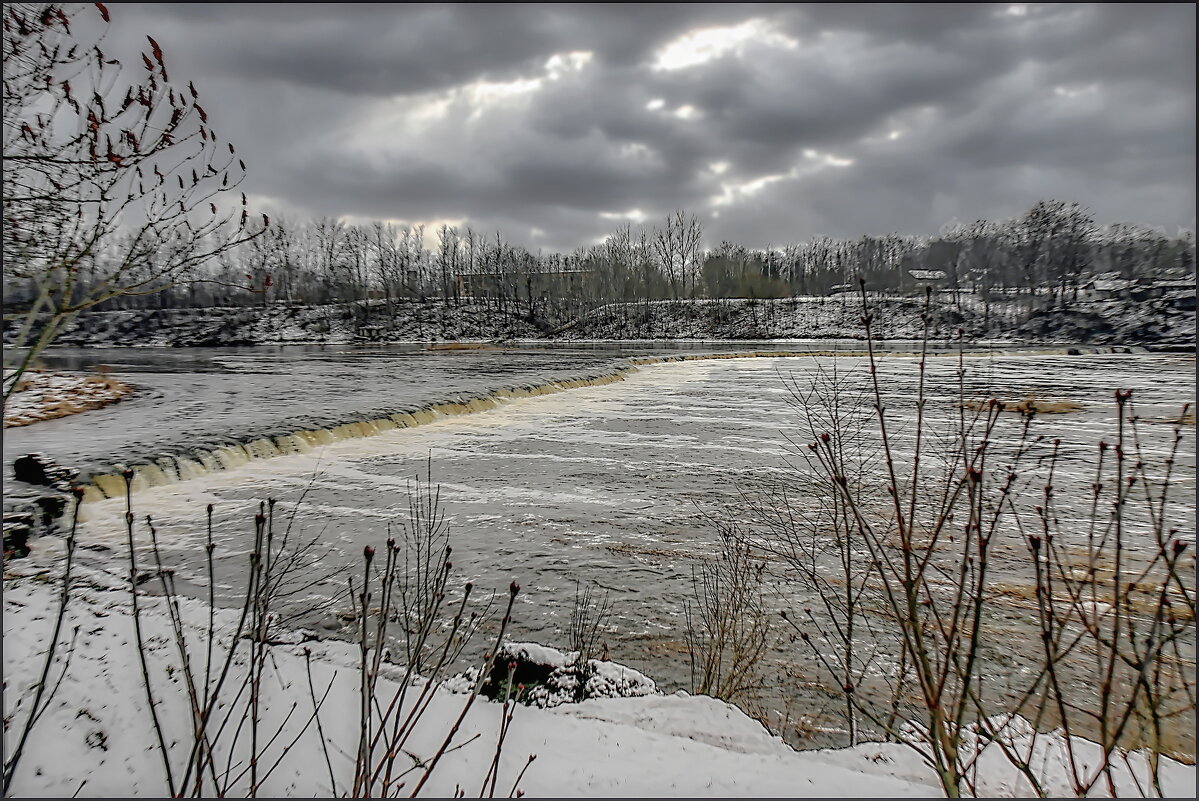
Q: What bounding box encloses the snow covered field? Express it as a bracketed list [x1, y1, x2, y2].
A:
[4, 569, 1193, 798]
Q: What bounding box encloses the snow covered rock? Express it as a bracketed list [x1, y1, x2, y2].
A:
[484, 641, 658, 708]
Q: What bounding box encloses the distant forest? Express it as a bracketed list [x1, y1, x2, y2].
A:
[6, 200, 1194, 324]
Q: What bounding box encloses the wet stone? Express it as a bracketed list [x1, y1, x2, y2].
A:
[3, 512, 33, 559]
[13, 452, 78, 491]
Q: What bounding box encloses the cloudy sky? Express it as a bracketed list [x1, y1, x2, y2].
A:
[109, 3, 1194, 250]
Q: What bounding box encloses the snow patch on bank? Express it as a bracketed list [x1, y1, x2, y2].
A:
[4, 371, 133, 428]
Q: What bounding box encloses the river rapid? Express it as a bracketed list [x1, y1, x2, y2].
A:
[5, 342, 1195, 749]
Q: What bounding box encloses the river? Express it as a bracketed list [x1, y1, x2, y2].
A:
[4, 342, 1195, 750]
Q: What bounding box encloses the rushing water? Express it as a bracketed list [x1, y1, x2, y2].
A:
[4, 343, 662, 476]
[4, 340, 1043, 479]
[6, 344, 1195, 750]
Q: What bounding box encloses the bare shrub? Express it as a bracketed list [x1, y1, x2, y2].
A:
[1006, 395, 1196, 797]
[683, 515, 773, 705]
[759, 284, 1195, 796]
[395, 466, 472, 678]
[4, 468, 536, 798]
[753, 356, 891, 746]
[568, 580, 613, 674]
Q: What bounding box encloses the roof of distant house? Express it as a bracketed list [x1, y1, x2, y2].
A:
[1151, 277, 1196, 289]
[907, 269, 947, 280]
[1090, 278, 1133, 292]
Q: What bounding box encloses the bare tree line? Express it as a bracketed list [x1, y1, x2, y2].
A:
[7, 201, 1191, 325]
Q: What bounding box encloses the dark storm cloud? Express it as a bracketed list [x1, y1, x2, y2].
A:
[109, 3, 1195, 249]
[125, 3, 769, 96]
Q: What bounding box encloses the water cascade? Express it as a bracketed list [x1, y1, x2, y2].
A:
[79, 366, 637, 502]
[74, 346, 1100, 503]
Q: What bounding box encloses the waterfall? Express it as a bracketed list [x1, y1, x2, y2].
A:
[73, 347, 1091, 503]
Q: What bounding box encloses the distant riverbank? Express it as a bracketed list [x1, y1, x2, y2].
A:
[5, 293, 1194, 350]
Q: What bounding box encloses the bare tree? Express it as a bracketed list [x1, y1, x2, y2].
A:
[437, 224, 460, 306]
[1009, 200, 1096, 308]
[652, 210, 702, 299]
[2, 3, 266, 400]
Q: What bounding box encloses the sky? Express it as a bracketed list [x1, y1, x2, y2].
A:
[105, 3, 1195, 251]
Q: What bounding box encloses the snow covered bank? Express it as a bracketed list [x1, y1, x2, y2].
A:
[5, 301, 547, 348]
[0, 574, 925, 797]
[3, 371, 133, 428]
[561, 295, 1196, 346]
[3, 568, 1193, 798]
[8, 294, 1193, 349]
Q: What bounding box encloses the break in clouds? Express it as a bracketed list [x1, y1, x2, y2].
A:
[111, 3, 1195, 250]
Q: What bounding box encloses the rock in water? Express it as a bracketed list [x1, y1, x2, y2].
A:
[3, 512, 33, 559]
[31, 494, 68, 527]
[12, 453, 78, 491]
[8, 455, 77, 550]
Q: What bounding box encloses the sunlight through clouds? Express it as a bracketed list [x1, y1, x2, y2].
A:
[710, 150, 854, 208]
[599, 208, 649, 223]
[652, 18, 798, 71]
[352, 47, 597, 142]
[1052, 84, 1099, 99]
[117, 3, 1195, 247]
[545, 51, 593, 80]
[466, 77, 543, 106]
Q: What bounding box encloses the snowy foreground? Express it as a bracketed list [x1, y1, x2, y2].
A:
[2, 573, 1194, 798]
